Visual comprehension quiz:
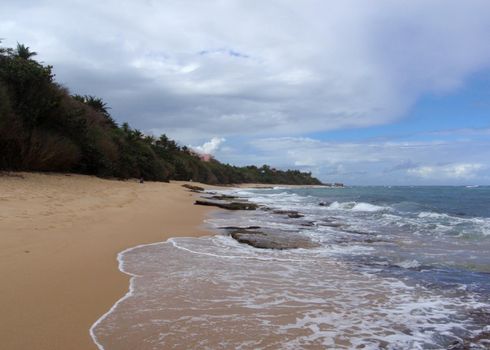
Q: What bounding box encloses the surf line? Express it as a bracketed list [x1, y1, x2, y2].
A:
[89, 239, 169, 350]
[169, 237, 318, 263]
[89, 234, 320, 349]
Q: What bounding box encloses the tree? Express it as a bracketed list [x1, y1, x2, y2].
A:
[144, 135, 156, 145]
[84, 95, 110, 116]
[72, 94, 117, 128]
[15, 43, 37, 60]
[0, 41, 322, 185]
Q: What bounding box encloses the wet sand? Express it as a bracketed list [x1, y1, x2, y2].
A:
[0, 172, 215, 350]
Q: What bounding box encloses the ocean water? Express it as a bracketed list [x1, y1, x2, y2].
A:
[92, 186, 490, 349]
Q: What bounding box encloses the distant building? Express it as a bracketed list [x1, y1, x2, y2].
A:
[188, 149, 213, 162]
[200, 153, 212, 162]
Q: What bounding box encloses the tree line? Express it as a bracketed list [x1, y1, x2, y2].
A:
[0, 42, 322, 185]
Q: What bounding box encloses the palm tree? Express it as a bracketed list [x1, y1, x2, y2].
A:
[144, 135, 156, 145]
[15, 43, 37, 60]
[72, 94, 117, 127]
[72, 94, 85, 104]
[132, 129, 143, 140]
[83, 95, 110, 116]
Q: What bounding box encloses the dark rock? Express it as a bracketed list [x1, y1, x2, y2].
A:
[182, 184, 205, 191]
[194, 200, 258, 210]
[273, 209, 295, 215]
[342, 229, 373, 235]
[220, 226, 261, 230]
[273, 210, 304, 218]
[363, 238, 386, 244]
[299, 221, 316, 227]
[211, 194, 238, 200]
[447, 340, 463, 350]
[319, 202, 328, 206]
[230, 229, 318, 250]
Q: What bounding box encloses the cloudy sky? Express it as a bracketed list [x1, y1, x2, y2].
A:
[2, 0, 490, 184]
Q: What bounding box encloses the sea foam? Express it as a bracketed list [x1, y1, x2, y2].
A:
[91, 186, 490, 349]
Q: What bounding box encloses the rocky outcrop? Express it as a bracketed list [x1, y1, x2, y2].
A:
[210, 194, 238, 200]
[342, 228, 373, 235]
[322, 222, 344, 228]
[182, 184, 205, 192]
[272, 210, 304, 218]
[220, 225, 261, 230]
[299, 221, 316, 227]
[194, 200, 258, 210]
[230, 229, 318, 249]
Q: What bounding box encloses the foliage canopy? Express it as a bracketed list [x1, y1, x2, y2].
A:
[0, 42, 321, 185]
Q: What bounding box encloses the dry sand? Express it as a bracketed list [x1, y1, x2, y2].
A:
[0, 172, 216, 350]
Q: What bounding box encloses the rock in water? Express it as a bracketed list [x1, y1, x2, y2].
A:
[220, 226, 262, 230]
[182, 184, 205, 192]
[272, 210, 304, 218]
[211, 194, 238, 200]
[194, 200, 258, 210]
[230, 229, 318, 249]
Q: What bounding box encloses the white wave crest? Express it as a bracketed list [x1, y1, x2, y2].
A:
[395, 260, 421, 269]
[327, 201, 390, 212]
[418, 211, 450, 219]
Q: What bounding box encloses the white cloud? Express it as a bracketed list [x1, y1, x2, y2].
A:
[248, 137, 460, 165]
[213, 136, 490, 184]
[191, 137, 226, 155]
[1, 1, 490, 142]
[408, 163, 484, 179]
[2, 1, 490, 184]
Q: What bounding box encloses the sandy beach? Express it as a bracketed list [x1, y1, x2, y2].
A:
[0, 172, 216, 350]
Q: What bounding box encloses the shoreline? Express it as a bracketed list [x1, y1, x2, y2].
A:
[0, 172, 218, 350]
[90, 238, 194, 350]
[93, 185, 490, 349]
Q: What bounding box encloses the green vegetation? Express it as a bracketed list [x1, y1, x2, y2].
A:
[0, 42, 322, 185]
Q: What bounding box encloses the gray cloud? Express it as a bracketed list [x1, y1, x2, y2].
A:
[2, 1, 490, 184]
[384, 160, 419, 173]
[2, 0, 490, 144]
